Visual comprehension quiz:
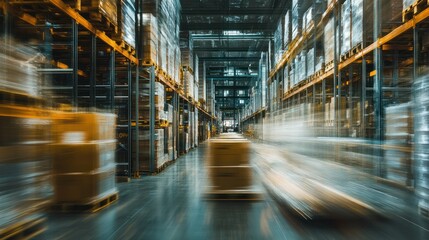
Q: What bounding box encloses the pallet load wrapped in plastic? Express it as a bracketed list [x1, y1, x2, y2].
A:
[175, 46, 182, 83]
[284, 10, 291, 50]
[144, 0, 181, 79]
[384, 103, 413, 187]
[0, 42, 52, 238]
[260, 52, 267, 107]
[307, 48, 315, 78]
[158, 26, 168, 73]
[198, 61, 206, 104]
[290, 60, 296, 88]
[183, 69, 195, 99]
[136, 81, 166, 123]
[299, 51, 306, 82]
[195, 110, 199, 146]
[302, 1, 326, 35]
[283, 66, 289, 93]
[341, 0, 351, 56]
[180, 31, 193, 69]
[324, 17, 335, 66]
[167, 125, 174, 160]
[132, 129, 166, 173]
[403, 0, 416, 11]
[167, 38, 173, 78]
[291, 0, 302, 42]
[142, 14, 159, 65]
[413, 73, 429, 216]
[315, 55, 324, 72]
[194, 81, 199, 102]
[192, 111, 196, 147]
[160, 0, 181, 80]
[273, 19, 283, 66]
[51, 112, 118, 211]
[351, 0, 364, 49]
[115, 0, 135, 49]
[0, 46, 40, 96]
[194, 54, 199, 82]
[302, 6, 313, 33]
[166, 104, 173, 123]
[80, 0, 118, 28]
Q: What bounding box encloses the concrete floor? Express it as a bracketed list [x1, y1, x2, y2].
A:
[37, 142, 429, 240]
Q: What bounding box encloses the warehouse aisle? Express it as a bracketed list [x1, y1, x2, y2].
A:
[36, 142, 429, 240]
[37, 143, 295, 240]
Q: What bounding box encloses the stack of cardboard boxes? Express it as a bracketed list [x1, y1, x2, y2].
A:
[207, 136, 252, 191]
[52, 112, 118, 206]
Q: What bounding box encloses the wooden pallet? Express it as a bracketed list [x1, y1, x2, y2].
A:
[52, 191, 119, 213]
[82, 11, 118, 35]
[167, 76, 175, 86]
[117, 40, 135, 55]
[174, 82, 180, 89]
[139, 160, 175, 175]
[141, 59, 158, 68]
[0, 216, 46, 240]
[350, 43, 363, 55]
[403, 0, 429, 22]
[341, 43, 363, 62]
[182, 66, 194, 75]
[154, 160, 174, 174]
[139, 119, 169, 129]
[324, 60, 334, 72]
[204, 189, 263, 201]
[310, 69, 324, 81]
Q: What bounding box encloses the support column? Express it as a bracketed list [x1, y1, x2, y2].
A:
[72, 19, 78, 107]
[127, 61, 132, 177]
[90, 35, 96, 107]
[110, 50, 116, 110]
[149, 66, 155, 173]
[373, 0, 384, 178]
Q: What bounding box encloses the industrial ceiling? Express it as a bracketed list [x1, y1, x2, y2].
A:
[180, 0, 288, 69]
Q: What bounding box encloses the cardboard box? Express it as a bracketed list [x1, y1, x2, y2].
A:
[52, 112, 116, 142]
[54, 166, 116, 203]
[208, 139, 250, 166]
[52, 140, 116, 173]
[208, 166, 253, 190]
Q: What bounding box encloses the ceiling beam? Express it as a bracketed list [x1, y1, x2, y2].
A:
[192, 34, 272, 40]
[193, 47, 262, 52]
[182, 8, 276, 15]
[182, 22, 275, 31]
[207, 75, 256, 79]
[201, 57, 260, 61]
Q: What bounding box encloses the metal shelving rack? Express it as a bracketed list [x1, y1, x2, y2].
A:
[1, 0, 233, 178]
[264, 0, 429, 186]
[267, 0, 429, 139]
[2, 0, 139, 178]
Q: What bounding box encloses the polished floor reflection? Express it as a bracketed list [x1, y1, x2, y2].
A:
[37, 142, 429, 240]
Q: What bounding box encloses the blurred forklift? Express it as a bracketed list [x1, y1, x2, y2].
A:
[0, 41, 52, 239]
[0, 40, 119, 238]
